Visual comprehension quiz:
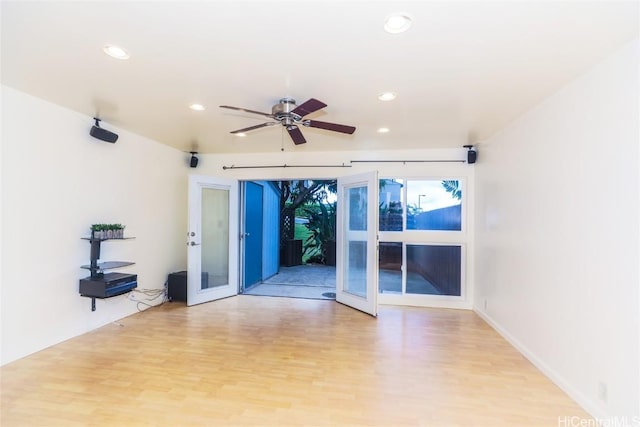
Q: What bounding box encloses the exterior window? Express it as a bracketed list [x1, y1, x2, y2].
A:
[379, 242, 402, 294]
[378, 243, 463, 297]
[378, 177, 465, 300]
[379, 179, 404, 231]
[406, 244, 461, 296]
[406, 180, 461, 231]
[379, 179, 462, 232]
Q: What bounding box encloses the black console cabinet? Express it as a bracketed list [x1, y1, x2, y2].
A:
[80, 237, 137, 311]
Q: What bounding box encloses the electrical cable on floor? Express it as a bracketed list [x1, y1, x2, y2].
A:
[128, 280, 169, 312]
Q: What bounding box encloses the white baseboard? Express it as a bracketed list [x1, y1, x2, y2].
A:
[473, 306, 606, 421]
[379, 294, 472, 309]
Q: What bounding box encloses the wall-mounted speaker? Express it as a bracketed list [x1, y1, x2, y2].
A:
[190, 152, 199, 168]
[467, 150, 477, 164]
[90, 118, 118, 143]
[464, 145, 477, 164]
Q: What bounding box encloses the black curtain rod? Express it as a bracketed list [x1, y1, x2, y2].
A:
[350, 160, 465, 164]
[222, 159, 465, 170]
[222, 164, 352, 170]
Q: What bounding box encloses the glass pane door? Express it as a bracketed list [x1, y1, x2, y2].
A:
[345, 187, 367, 297]
[336, 171, 378, 316]
[187, 175, 238, 306]
[200, 187, 229, 289]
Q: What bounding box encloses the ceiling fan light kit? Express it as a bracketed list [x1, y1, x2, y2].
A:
[220, 97, 356, 145]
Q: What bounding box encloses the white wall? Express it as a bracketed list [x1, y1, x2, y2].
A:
[474, 39, 639, 420]
[1, 86, 188, 365]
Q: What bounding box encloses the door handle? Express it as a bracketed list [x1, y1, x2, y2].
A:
[190, 241, 201, 246]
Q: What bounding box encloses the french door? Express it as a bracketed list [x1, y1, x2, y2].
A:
[187, 175, 239, 306]
[336, 171, 379, 316]
[187, 173, 378, 315]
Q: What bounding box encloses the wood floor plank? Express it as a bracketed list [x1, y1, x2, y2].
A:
[1, 296, 590, 426]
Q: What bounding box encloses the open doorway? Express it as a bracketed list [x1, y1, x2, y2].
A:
[241, 179, 337, 300]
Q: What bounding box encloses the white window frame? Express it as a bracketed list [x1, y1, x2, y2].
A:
[378, 176, 469, 309]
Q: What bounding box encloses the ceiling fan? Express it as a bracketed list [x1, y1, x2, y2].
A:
[219, 97, 356, 145]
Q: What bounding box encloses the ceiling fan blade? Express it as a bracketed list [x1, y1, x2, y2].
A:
[304, 120, 356, 134]
[291, 98, 327, 118]
[286, 125, 307, 145]
[230, 122, 277, 134]
[219, 105, 274, 118]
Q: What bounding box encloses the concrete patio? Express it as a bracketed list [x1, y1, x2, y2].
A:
[242, 263, 441, 300]
[243, 264, 336, 300]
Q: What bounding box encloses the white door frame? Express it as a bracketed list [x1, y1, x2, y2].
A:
[187, 174, 239, 305]
[335, 171, 379, 316]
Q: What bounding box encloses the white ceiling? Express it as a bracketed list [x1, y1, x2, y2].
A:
[2, 1, 638, 154]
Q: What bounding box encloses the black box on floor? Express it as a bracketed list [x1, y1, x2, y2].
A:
[167, 271, 211, 302]
[168, 271, 187, 302]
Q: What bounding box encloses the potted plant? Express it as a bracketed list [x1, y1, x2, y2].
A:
[90, 224, 104, 240]
[113, 224, 125, 238]
[90, 223, 125, 239]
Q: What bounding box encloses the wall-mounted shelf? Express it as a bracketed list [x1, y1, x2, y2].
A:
[81, 237, 136, 240]
[79, 236, 137, 311]
[80, 261, 135, 271]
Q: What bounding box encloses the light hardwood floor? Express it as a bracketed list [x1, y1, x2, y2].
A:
[1, 296, 589, 426]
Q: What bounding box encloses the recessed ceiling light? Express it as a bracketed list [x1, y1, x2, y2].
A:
[377, 127, 390, 133]
[189, 104, 205, 111]
[378, 92, 397, 101]
[103, 44, 130, 60]
[236, 133, 246, 137]
[384, 13, 412, 34]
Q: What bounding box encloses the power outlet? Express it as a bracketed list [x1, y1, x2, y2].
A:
[598, 381, 608, 403]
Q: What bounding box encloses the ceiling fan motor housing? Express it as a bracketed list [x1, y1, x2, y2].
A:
[272, 98, 300, 121]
